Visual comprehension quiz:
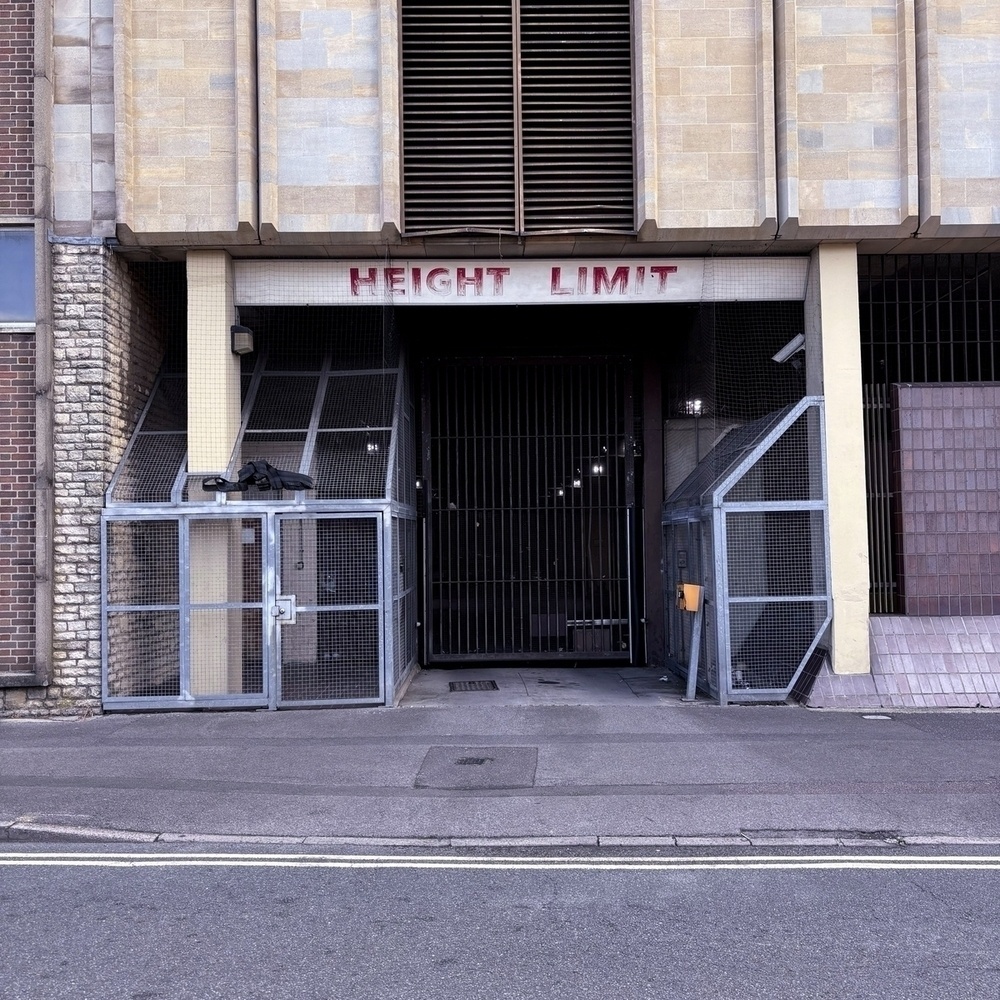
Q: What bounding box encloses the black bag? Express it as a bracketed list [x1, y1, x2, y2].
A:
[203, 460, 315, 494]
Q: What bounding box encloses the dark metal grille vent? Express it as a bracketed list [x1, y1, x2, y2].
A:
[401, 0, 633, 234]
[449, 679, 499, 691]
[401, 0, 517, 232]
[520, 0, 633, 232]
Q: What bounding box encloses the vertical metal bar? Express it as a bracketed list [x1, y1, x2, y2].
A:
[487, 362, 498, 654]
[540, 362, 551, 651]
[100, 517, 111, 702]
[682, 602, 703, 701]
[179, 515, 192, 701]
[386, 352, 405, 505]
[380, 509, 392, 704]
[875, 383, 889, 612]
[714, 505, 729, 706]
[265, 512, 279, 708]
[531, 363, 541, 653]
[299, 341, 331, 480]
[817, 401, 834, 629]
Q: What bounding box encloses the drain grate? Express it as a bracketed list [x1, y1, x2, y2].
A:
[448, 680, 499, 692]
[455, 756, 493, 765]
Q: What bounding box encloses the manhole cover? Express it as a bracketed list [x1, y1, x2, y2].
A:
[449, 680, 499, 692]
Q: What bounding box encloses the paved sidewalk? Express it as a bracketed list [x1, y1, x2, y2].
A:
[2, 676, 999, 845]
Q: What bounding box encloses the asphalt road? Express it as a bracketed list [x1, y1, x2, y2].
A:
[2, 844, 999, 999]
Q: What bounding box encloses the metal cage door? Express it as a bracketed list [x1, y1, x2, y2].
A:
[274, 514, 385, 705]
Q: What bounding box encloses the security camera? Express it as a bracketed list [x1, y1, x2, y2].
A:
[772, 333, 805, 364]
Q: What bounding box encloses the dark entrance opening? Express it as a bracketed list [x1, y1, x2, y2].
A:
[421, 354, 634, 661]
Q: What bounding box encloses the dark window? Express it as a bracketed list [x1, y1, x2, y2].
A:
[0, 228, 35, 322]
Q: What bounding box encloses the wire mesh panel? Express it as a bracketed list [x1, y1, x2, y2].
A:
[105, 520, 181, 698]
[247, 376, 320, 430]
[108, 375, 188, 504]
[102, 305, 407, 711]
[726, 599, 830, 692]
[725, 510, 828, 692]
[724, 408, 825, 503]
[424, 358, 633, 660]
[111, 434, 187, 503]
[277, 515, 383, 704]
[106, 610, 181, 698]
[320, 373, 397, 429]
[106, 520, 179, 606]
[188, 609, 265, 697]
[187, 518, 266, 699]
[310, 431, 392, 499]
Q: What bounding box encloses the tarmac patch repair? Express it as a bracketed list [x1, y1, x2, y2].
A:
[414, 747, 538, 790]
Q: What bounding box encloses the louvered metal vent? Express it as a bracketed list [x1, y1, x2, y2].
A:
[401, 1, 518, 233]
[520, 1, 634, 232]
[401, 0, 634, 235]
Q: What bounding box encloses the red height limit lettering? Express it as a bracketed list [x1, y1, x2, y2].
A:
[550, 265, 678, 296]
[347, 264, 680, 298]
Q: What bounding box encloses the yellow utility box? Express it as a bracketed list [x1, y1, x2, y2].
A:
[676, 583, 703, 613]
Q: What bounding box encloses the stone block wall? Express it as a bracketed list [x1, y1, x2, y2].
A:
[644, 0, 776, 237]
[260, 0, 385, 235]
[775, 0, 918, 236]
[0, 0, 34, 213]
[109, 0, 1000, 245]
[115, 0, 256, 239]
[0, 334, 36, 675]
[51, 0, 115, 236]
[918, 0, 1000, 234]
[0, 244, 176, 716]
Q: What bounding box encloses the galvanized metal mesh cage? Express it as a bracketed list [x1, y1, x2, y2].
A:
[663, 397, 831, 703]
[103, 307, 418, 710]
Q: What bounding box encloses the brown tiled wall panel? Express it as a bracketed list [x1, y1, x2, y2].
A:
[807, 617, 1000, 710]
[894, 383, 1000, 616]
[0, 0, 34, 214]
[0, 333, 35, 672]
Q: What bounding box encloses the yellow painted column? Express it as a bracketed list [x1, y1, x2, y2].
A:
[806, 243, 870, 674]
[186, 250, 241, 474]
[186, 251, 245, 695]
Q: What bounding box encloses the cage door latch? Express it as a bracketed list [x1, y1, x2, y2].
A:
[272, 595, 297, 625]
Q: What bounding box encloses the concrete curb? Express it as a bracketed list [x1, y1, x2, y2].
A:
[4, 819, 1000, 849]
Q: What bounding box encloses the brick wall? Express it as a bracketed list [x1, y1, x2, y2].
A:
[1, 245, 180, 716]
[894, 383, 1000, 616]
[0, 333, 35, 673]
[0, 0, 33, 214]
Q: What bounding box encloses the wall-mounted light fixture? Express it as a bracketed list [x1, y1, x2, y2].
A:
[230, 324, 254, 355]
